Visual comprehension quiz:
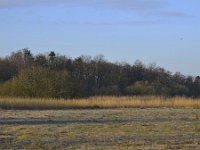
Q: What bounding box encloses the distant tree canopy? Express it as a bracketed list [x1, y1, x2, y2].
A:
[0, 49, 199, 98]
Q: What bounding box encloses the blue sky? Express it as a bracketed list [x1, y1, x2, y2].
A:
[0, 0, 200, 76]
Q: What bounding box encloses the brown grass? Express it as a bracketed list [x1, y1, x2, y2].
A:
[0, 96, 200, 110]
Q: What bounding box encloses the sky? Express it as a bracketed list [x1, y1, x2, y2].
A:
[0, 0, 200, 76]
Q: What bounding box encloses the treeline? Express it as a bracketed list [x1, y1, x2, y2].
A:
[0, 49, 200, 98]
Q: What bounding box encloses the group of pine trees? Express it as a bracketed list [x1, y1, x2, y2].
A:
[0, 49, 200, 98]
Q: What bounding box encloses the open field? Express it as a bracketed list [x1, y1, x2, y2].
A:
[1, 108, 200, 149]
[0, 96, 200, 109]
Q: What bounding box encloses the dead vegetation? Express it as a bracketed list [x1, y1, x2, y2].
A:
[0, 96, 200, 110]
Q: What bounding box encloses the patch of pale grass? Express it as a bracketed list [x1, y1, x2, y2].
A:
[0, 96, 199, 109]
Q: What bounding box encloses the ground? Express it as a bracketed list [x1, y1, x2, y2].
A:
[0, 108, 200, 149]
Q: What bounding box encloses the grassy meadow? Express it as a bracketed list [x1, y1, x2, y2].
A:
[1, 96, 200, 149]
[1, 108, 200, 149]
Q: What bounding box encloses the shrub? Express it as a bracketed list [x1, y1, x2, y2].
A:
[0, 67, 75, 98]
[126, 81, 155, 95]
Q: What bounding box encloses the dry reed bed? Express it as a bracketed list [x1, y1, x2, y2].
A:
[0, 96, 200, 109]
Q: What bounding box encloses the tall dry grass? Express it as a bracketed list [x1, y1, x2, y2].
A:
[0, 96, 200, 110]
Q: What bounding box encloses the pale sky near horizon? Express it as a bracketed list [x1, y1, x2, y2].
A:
[0, 0, 200, 76]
